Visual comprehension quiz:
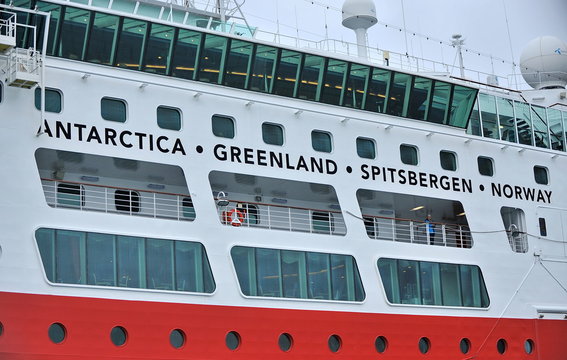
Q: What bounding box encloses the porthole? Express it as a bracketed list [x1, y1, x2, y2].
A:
[110, 326, 128, 346]
[278, 333, 293, 352]
[374, 336, 387, 353]
[496, 338, 507, 354]
[418, 337, 430, 354]
[48, 323, 66, 344]
[169, 329, 186, 349]
[328, 334, 342, 353]
[524, 339, 535, 354]
[225, 331, 241, 350]
[460, 338, 471, 354]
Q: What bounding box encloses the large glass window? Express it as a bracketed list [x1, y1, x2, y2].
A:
[408, 77, 433, 121]
[400, 144, 418, 165]
[85, 12, 119, 65]
[297, 55, 325, 101]
[428, 81, 451, 124]
[212, 114, 235, 138]
[249, 45, 277, 93]
[449, 85, 477, 128]
[343, 64, 370, 109]
[101, 97, 127, 122]
[231, 246, 364, 301]
[531, 105, 550, 148]
[311, 130, 332, 153]
[500, 207, 528, 253]
[365, 68, 391, 113]
[262, 123, 284, 146]
[377, 258, 489, 308]
[58, 7, 89, 60]
[320, 59, 347, 105]
[515, 102, 533, 146]
[466, 98, 482, 136]
[157, 106, 181, 131]
[35, 228, 215, 292]
[170, 29, 201, 80]
[142, 23, 174, 75]
[273, 50, 301, 97]
[386, 72, 412, 117]
[115, 18, 148, 70]
[478, 93, 499, 139]
[35, 88, 62, 113]
[497, 97, 516, 143]
[356, 137, 376, 159]
[35, 2, 62, 56]
[197, 33, 228, 83]
[547, 108, 564, 151]
[223, 40, 253, 88]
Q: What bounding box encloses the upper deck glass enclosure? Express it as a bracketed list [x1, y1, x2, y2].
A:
[5, 0, 478, 129]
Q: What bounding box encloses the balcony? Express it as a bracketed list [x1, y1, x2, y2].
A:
[41, 178, 195, 221]
[363, 215, 472, 248]
[217, 200, 346, 236]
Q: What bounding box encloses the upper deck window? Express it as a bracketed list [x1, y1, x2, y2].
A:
[533, 166, 549, 185]
[356, 137, 376, 159]
[320, 59, 348, 105]
[157, 106, 182, 131]
[297, 54, 325, 101]
[440, 150, 457, 171]
[249, 45, 278, 93]
[101, 97, 127, 122]
[273, 50, 301, 97]
[86, 12, 119, 65]
[477, 156, 494, 176]
[400, 144, 419, 165]
[262, 123, 284, 146]
[212, 115, 235, 138]
[198, 34, 228, 84]
[311, 130, 332, 153]
[35, 88, 62, 113]
[171, 29, 201, 80]
[143, 23, 174, 75]
[224, 39, 254, 89]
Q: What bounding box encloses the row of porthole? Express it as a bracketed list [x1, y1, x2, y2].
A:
[0, 321, 536, 355]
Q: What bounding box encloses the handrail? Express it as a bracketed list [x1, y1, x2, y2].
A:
[221, 197, 342, 215]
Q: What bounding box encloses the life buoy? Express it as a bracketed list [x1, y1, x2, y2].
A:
[224, 208, 244, 227]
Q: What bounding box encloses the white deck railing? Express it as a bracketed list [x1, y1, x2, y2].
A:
[41, 179, 195, 221]
[217, 200, 346, 236]
[363, 215, 472, 248]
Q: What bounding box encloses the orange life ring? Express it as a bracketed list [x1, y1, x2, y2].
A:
[224, 208, 244, 227]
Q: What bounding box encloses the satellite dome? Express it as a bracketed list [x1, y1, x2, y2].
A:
[520, 36, 567, 89]
[342, 0, 377, 30]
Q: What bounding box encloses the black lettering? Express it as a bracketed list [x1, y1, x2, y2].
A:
[214, 144, 227, 161]
[361, 164, 370, 180]
[56, 121, 71, 140]
[452, 177, 460, 192]
[398, 169, 407, 184]
[74, 123, 86, 141]
[257, 150, 267, 166]
[149, 134, 154, 151]
[134, 132, 146, 150]
[326, 160, 337, 175]
[244, 147, 254, 164]
[492, 183, 502, 197]
[231, 146, 242, 163]
[372, 166, 380, 181]
[156, 136, 169, 153]
[544, 190, 552, 203]
[408, 171, 417, 185]
[523, 187, 535, 201]
[87, 126, 102, 144]
[387, 168, 396, 183]
[296, 156, 308, 171]
[462, 179, 472, 193]
[105, 128, 117, 145]
[311, 158, 323, 173]
[537, 190, 545, 203]
[503, 185, 513, 198]
[119, 130, 132, 148]
[285, 154, 295, 170]
[429, 174, 438, 189]
[419, 172, 427, 187]
[43, 120, 53, 137]
[171, 139, 186, 155]
[440, 176, 450, 190]
[270, 152, 283, 168]
[514, 186, 523, 200]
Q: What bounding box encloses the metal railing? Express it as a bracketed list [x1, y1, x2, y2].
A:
[41, 179, 195, 221]
[363, 215, 472, 248]
[217, 200, 346, 236]
[0, 12, 16, 40]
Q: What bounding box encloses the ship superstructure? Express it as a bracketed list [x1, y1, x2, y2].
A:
[0, 0, 566, 359]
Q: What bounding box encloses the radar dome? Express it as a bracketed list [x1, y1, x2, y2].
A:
[342, 0, 377, 30]
[520, 36, 567, 89]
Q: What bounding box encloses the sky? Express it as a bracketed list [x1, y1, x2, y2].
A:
[235, 0, 567, 88]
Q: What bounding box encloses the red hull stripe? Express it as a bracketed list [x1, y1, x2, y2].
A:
[0, 292, 565, 359]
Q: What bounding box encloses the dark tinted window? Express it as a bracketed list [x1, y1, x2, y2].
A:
[534, 166, 548, 185]
[539, 218, 547, 237]
[157, 106, 181, 130]
[440, 150, 457, 171]
[477, 156, 494, 176]
[400, 144, 418, 165]
[101, 97, 126, 122]
[212, 115, 235, 138]
[262, 123, 284, 146]
[115, 189, 140, 212]
[312, 130, 332, 153]
[35, 88, 62, 113]
[356, 137, 376, 159]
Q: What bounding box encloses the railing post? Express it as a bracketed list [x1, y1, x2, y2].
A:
[105, 187, 108, 213]
[410, 220, 414, 243]
[288, 207, 292, 231]
[373, 218, 377, 240]
[177, 195, 180, 220]
[391, 218, 396, 241]
[459, 226, 464, 248]
[153, 192, 156, 218]
[442, 224, 446, 246]
[53, 180, 57, 208]
[267, 205, 271, 230]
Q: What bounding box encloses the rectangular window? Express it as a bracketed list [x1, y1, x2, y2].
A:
[534, 166, 549, 185]
[408, 77, 433, 121]
[182, 197, 196, 220]
[35, 87, 62, 113]
[171, 29, 201, 80]
[101, 97, 127, 122]
[428, 81, 451, 124]
[115, 189, 140, 213]
[378, 258, 488, 308]
[85, 12, 119, 65]
[212, 114, 235, 138]
[57, 183, 84, 208]
[449, 85, 477, 128]
[400, 144, 419, 165]
[262, 122, 284, 146]
[142, 23, 174, 75]
[539, 218, 547, 237]
[365, 68, 391, 113]
[58, 7, 90, 60]
[311, 130, 332, 153]
[249, 45, 277, 93]
[36, 228, 214, 293]
[515, 102, 533, 146]
[477, 156, 494, 176]
[439, 150, 457, 171]
[115, 18, 148, 70]
[197, 33, 228, 83]
[273, 50, 301, 97]
[157, 106, 181, 130]
[344, 64, 370, 109]
[547, 108, 564, 151]
[320, 59, 347, 105]
[231, 246, 364, 301]
[312, 211, 334, 233]
[356, 137, 376, 159]
[478, 93, 499, 139]
[531, 105, 550, 148]
[497, 97, 517, 143]
[35, 2, 62, 56]
[386, 72, 412, 117]
[223, 39, 253, 88]
[500, 207, 527, 253]
[297, 55, 325, 101]
[466, 97, 482, 136]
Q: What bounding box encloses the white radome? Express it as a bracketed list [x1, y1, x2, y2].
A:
[520, 36, 567, 89]
[341, 0, 377, 30]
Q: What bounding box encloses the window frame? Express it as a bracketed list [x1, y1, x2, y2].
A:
[311, 130, 333, 153]
[477, 156, 494, 177]
[439, 150, 458, 171]
[212, 114, 236, 139]
[101, 97, 127, 123]
[157, 105, 182, 131]
[114, 189, 141, 213]
[533, 165, 549, 185]
[356, 137, 376, 159]
[400, 144, 419, 166]
[35, 87, 63, 113]
[261, 122, 284, 146]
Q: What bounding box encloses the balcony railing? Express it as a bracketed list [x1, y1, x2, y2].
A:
[363, 215, 472, 248]
[217, 200, 346, 236]
[41, 179, 195, 221]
